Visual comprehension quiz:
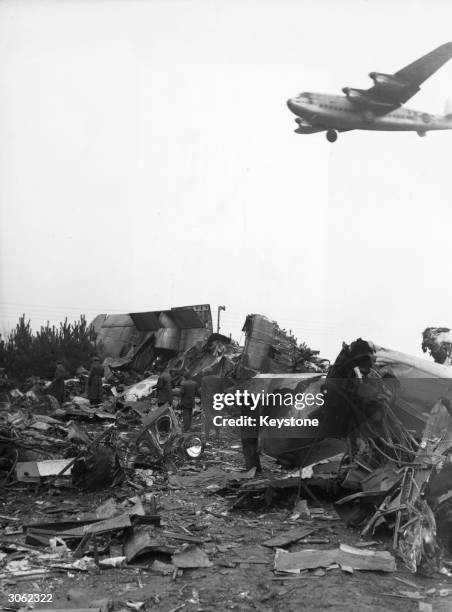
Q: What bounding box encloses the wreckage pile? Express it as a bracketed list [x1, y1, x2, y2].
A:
[1, 343, 452, 608]
[324, 339, 452, 574]
[5, 311, 452, 606]
[203, 337, 452, 581]
[0, 436, 409, 607]
[91, 310, 327, 384]
[0, 364, 210, 491]
[240, 314, 328, 377]
[0, 410, 124, 491]
[166, 333, 242, 381]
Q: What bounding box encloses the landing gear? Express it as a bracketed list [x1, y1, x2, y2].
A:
[326, 129, 338, 143]
[417, 130, 426, 137]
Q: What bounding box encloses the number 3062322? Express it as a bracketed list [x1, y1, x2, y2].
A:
[8, 594, 53, 603]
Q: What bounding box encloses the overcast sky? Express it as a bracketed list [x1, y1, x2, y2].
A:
[1, 0, 452, 361]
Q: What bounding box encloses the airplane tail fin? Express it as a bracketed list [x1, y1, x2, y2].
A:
[444, 98, 452, 118]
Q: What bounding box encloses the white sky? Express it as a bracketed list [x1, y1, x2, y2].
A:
[1, 0, 452, 361]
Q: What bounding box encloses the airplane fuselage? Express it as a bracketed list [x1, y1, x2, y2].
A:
[287, 92, 452, 134]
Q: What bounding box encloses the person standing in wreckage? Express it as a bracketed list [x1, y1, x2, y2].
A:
[86, 356, 104, 406]
[47, 359, 68, 404]
[201, 367, 223, 440]
[240, 405, 262, 473]
[156, 367, 173, 407]
[179, 371, 198, 432]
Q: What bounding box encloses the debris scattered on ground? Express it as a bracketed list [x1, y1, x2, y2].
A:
[262, 526, 315, 548]
[274, 544, 397, 573]
[4, 328, 452, 611]
[171, 546, 213, 568]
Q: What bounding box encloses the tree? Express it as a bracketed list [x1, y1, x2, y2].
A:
[0, 314, 97, 380]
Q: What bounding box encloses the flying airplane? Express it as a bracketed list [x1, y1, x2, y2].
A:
[287, 42, 452, 142]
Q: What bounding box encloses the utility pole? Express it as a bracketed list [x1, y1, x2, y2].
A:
[217, 305, 226, 334]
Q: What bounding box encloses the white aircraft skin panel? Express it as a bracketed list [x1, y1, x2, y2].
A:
[287, 93, 452, 132]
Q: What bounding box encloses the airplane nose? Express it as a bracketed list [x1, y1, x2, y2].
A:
[287, 98, 299, 114]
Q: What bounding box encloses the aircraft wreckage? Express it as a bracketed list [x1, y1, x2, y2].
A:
[247, 339, 452, 573]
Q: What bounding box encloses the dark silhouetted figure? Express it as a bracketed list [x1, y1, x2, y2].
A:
[156, 368, 173, 406]
[86, 357, 104, 406]
[180, 373, 198, 432]
[47, 360, 68, 404]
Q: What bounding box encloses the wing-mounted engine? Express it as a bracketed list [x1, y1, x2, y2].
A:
[369, 72, 410, 89]
[342, 86, 398, 112]
[343, 71, 420, 112]
[294, 117, 324, 134]
[369, 72, 419, 100]
[342, 87, 370, 103]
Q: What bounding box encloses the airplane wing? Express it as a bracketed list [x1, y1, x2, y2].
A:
[343, 42, 452, 112]
[394, 42, 452, 88]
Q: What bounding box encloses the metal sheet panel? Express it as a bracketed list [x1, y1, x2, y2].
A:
[159, 311, 178, 329]
[16, 459, 75, 482]
[130, 311, 162, 331]
[242, 314, 298, 373]
[96, 326, 139, 358]
[179, 328, 210, 352]
[155, 328, 180, 351]
[100, 314, 135, 328]
[90, 314, 107, 334]
[171, 305, 210, 328]
[168, 309, 204, 329]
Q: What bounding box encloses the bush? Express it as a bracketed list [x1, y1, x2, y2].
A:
[0, 314, 97, 380]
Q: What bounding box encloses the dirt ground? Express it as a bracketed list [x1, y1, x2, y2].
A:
[1, 415, 452, 612]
